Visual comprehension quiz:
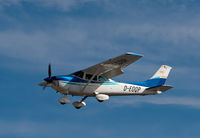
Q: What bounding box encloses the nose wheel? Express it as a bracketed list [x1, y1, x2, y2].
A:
[58, 96, 71, 105]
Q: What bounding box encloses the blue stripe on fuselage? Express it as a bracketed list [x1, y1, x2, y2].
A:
[126, 78, 166, 87]
[53, 75, 118, 85]
[53, 75, 166, 87]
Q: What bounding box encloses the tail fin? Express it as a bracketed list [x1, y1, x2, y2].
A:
[129, 65, 172, 88]
[151, 65, 172, 79]
[144, 65, 172, 87]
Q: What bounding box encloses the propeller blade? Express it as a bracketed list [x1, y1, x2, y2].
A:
[48, 64, 51, 77]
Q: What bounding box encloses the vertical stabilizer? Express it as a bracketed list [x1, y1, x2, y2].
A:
[128, 65, 172, 88]
[151, 65, 172, 79]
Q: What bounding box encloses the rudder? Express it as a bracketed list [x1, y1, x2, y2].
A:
[127, 65, 172, 88]
[151, 65, 172, 79]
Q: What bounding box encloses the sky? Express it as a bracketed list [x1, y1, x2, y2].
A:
[0, 0, 200, 138]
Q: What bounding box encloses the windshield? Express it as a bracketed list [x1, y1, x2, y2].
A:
[71, 71, 84, 78]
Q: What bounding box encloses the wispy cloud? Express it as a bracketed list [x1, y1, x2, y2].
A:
[1, 1, 200, 138]
[1, 0, 200, 63]
[0, 0, 99, 11]
[112, 96, 200, 109]
[1, 0, 198, 12]
[115, 24, 200, 46]
[0, 0, 199, 89]
[0, 119, 113, 138]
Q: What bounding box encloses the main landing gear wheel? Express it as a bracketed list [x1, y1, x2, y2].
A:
[72, 96, 87, 109]
[72, 101, 86, 109]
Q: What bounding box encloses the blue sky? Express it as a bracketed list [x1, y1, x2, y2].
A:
[0, 0, 200, 138]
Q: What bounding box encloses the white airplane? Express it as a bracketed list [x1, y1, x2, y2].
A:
[38, 52, 173, 109]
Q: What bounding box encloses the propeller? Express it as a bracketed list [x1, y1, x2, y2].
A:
[38, 63, 59, 90]
[38, 64, 53, 90]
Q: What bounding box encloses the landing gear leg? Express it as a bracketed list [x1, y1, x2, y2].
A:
[80, 96, 88, 102]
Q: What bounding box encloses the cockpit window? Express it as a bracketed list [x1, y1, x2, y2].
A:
[85, 74, 98, 81]
[93, 76, 98, 81]
[73, 72, 108, 82]
[98, 76, 108, 82]
[72, 71, 84, 78]
[85, 74, 93, 80]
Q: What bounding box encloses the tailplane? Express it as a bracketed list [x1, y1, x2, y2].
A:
[146, 85, 173, 92]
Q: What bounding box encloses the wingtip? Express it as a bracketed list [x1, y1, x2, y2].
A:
[126, 52, 143, 57]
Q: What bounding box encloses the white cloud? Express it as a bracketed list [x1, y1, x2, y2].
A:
[0, 0, 100, 11]
[0, 120, 39, 136]
[115, 23, 200, 47]
[0, 17, 200, 74]
[0, 119, 113, 137]
[0, 21, 118, 72]
[0, 0, 199, 86]
[33, 0, 78, 11]
[0, 0, 20, 6]
[112, 96, 200, 109]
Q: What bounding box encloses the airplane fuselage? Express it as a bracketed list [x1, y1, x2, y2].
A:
[50, 75, 158, 96]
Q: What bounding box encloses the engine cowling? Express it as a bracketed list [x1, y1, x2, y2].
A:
[96, 94, 109, 102]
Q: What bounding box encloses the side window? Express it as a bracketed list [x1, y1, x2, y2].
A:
[85, 74, 98, 81]
[93, 76, 98, 81]
[86, 74, 93, 80]
[98, 76, 108, 82]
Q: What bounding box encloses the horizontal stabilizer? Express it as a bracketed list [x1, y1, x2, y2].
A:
[146, 85, 173, 92]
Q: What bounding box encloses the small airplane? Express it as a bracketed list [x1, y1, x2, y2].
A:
[38, 52, 173, 109]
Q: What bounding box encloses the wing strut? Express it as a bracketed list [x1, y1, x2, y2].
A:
[80, 68, 100, 94]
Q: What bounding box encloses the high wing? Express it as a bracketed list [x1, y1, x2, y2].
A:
[81, 52, 143, 79]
